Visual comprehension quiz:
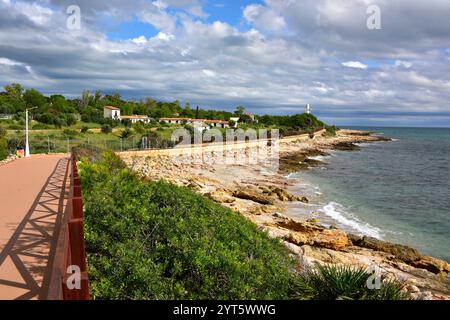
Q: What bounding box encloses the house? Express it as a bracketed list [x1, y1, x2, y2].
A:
[103, 106, 121, 120]
[229, 117, 240, 128]
[159, 117, 230, 129]
[121, 115, 151, 124]
[103, 106, 151, 124]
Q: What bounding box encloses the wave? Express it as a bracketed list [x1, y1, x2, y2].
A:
[308, 155, 329, 161]
[319, 202, 382, 239]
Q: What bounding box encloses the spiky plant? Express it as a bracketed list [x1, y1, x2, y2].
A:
[291, 264, 411, 300]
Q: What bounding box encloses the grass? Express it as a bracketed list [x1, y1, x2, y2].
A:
[3, 120, 178, 154]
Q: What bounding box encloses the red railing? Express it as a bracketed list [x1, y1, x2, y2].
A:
[47, 152, 89, 300]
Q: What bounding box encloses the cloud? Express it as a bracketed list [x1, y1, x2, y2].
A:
[342, 61, 368, 69]
[243, 4, 286, 32]
[0, 0, 449, 126]
[395, 60, 413, 69]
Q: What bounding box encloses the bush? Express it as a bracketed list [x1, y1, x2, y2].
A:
[0, 138, 8, 160]
[119, 128, 133, 139]
[101, 124, 112, 134]
[325, 125, 338, 137]
[291, 264, 410, 300]
[78, 151, 296, 300]
[0, 126, 6, 139]
[32, 123, 54, 130]
[81, 126, 90, 134]
[62, 129, 79, 137]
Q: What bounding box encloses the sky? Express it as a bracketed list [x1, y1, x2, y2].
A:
[0, 0, 450, 127]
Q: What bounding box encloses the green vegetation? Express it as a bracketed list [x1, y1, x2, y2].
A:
[0, 125, 7, 160]
[78, 150, 296, 299]
[1, 83, 327, 135]
[325, 125, 339, 137]
[77, 150, 410, 300]
[292, 264, 410, 300]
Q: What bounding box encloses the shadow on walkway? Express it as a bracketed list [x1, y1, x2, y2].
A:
[0, 158, 69, 300]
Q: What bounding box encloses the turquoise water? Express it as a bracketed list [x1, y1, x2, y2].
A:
[289, 127, 450, 262]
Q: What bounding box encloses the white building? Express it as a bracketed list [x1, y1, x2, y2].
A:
[103, 106, 151, 124]
[104, 106, 121, 120]
[229, 117, 240, 128]
[159, 117, 230, 129]
[121, 115, 151, 124]
[305, 104, 311, 114]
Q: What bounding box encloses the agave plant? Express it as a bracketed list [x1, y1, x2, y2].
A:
[292, 264, 411, 300]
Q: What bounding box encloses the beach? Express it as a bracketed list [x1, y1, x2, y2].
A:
[119, 129, 450, 300]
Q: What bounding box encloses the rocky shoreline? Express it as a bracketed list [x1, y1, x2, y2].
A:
[120, 129, 450, 300]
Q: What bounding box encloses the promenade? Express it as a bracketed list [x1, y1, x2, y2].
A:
[0, 155, 69, 300]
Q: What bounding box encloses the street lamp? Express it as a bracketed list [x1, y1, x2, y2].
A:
[25, 106, 38, 158]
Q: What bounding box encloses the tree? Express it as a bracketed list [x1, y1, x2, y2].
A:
[4, 83, 25, 112]
[234, 106, 245, 117]
[78, 90, 91, 113]
[239, 114, 254, 124]
[23, 88, 47, 110]
[101, 124, 112, 134]
[4, 83, 23, 101]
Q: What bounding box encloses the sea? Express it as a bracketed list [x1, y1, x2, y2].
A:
[287, 127, 450, 262]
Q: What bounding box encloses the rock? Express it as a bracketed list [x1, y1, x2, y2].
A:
[351, 236, 422, 264]
[419, 291, 434, 300]
[233, 189, 274, 205]
[411, 256, 450, 275]
[205, 189, 236, 204]
[249, 206, 273, 215]
[332, 142, 361, 151]
[284, 233, 312, 247]
[272, 212, 289, 220]
[405, 284, 420, 293]
[351, 236, 450, 275]
[304, 158, 323, 167]
[279, 218, 351, 251]
[348, 233, 363, 244]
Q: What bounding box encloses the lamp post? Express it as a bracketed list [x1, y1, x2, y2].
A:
[25, 106, 38, 158]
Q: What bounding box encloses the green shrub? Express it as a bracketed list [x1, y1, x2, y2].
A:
[291, 264, 410, 300]
[0, 138, 8, 160]
[325, 125, 338, 137]
[0, 126, 6, 139]
[62, 128, 79, 137]
[32, 123, 54, 130]
[119, 128, 133, 139]
[101, 124, 112, 134]
[78, 151, 296, 300]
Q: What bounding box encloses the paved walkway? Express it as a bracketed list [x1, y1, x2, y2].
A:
[0, 154, 69, 300]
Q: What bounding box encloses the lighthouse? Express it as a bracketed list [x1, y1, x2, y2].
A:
[305, 104, 311, 114]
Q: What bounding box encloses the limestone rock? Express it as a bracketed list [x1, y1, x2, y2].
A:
[411, 256, 450, 275]
[205, 189, 236, 204]
[279, 218, 351, 251]
[351, 236, 422, 264]
[233, 189, 274, 205]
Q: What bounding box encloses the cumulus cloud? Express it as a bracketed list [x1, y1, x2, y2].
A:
[342, 61, 368, 69]
[0, 0, 449, 125]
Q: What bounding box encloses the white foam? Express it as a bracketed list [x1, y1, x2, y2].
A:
[308, 155, 328, 161]
[320, 202, 382, 239]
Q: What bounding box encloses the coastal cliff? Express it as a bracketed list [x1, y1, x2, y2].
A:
[120, 129, 450, 300]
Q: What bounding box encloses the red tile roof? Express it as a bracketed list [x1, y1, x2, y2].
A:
[159, 117, 229, 124]
[121, 115, 150, 119]
[104, 106, 120, 110]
